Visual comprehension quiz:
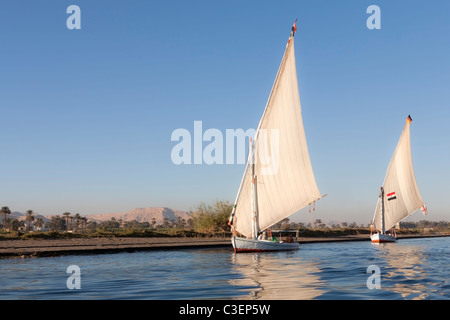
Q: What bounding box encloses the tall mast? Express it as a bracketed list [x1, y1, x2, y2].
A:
[250, 138, 259, 239]
[380, 187, 385, 234]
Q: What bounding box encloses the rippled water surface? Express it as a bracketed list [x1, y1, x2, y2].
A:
[0, 237, 448, 299]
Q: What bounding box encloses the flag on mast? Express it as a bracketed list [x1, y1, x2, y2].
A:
[290, 19, 297, 37]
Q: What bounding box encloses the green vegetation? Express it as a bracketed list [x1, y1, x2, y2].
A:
[0, 226, 213, 241]
[0, 202, 448, 240]
[399, 220, 450, 232]
[189, 200, 232, 235]
[1, 206, 12, 230]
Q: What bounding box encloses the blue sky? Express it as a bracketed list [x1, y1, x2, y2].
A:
[1, 1, 449, 224]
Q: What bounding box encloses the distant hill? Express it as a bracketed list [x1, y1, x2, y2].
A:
[0, 211, 50, 224]
[87, 207, 191, 225]
[0, 211, 23, 221]
[0, 208, 190, 227]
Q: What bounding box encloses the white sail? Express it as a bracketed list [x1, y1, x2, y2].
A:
[372, 116, 425, 232]
[230, 36, 321, 238]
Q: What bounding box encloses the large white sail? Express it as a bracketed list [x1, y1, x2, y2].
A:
[230, 36, 321, 238]
[372, 116, 425, 232]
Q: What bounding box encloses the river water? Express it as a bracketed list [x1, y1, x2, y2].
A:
[0, 237, 448, 300]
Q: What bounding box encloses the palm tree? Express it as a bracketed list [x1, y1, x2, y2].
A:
[1, 206, 12, 230]
[74, 213, 81, 231]
[63, 212, 71, 231]
[25, 210, 35, 231]
[79, 217, 87, 231]
[34, 217, 44, 230]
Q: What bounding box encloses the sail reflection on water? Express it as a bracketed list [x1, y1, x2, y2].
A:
[372, 242, 437, 300]
[230, 252, 323, 300]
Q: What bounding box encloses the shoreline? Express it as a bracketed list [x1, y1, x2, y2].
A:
[1, 233, 448, 259]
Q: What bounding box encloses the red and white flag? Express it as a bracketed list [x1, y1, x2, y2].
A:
[289, 19, 298, 41]
[421, 204, 428, 215]
[387, 192, 396, 201]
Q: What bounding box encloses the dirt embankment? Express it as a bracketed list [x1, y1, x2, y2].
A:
[0, 237, 231, 259]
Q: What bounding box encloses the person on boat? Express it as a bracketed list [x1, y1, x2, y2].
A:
[387, 228, 397, 237]
[258, 230, 269, 241]
[257, 229, 276, 242]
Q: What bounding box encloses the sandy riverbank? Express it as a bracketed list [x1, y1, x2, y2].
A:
[0, 237, 231, 259]
[1, 233, 448, 259]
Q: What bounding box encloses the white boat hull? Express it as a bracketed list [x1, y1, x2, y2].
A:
[231, 236, 300, 253]
[370, 233, 397, 243]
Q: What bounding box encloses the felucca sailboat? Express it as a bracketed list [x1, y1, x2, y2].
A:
[370, 115, 427, 243]
[228, 21, 325, 253]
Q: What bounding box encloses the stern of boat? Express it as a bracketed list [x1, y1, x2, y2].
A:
[371, 233, 397, 243]
[231, 236, 299, 253]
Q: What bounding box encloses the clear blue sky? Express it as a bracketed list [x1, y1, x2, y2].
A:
[1, 0, 449, 224]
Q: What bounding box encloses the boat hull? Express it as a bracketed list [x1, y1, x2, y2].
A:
[370, 233, 397, 243]
[231, 236, 300, 253]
